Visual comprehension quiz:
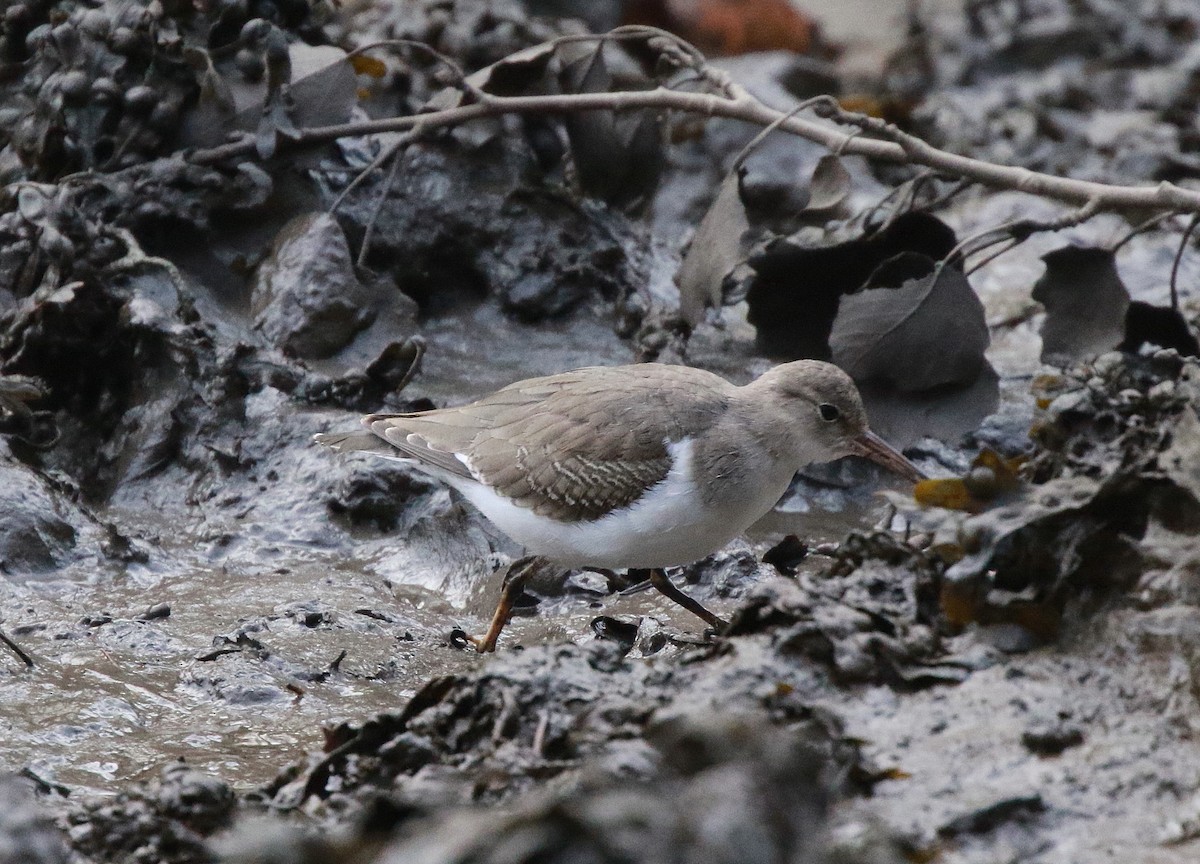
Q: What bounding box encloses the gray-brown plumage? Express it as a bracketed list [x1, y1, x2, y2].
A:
[315, 360, 923, 650]
[350, 365, 732, 521]
[315, 361, 912, 527]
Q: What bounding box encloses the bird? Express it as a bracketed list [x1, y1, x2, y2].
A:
[314, 360, 924, 651]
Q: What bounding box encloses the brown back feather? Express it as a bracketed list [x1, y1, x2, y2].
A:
[364, 365, 732, 520]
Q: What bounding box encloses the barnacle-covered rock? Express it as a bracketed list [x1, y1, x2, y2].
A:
[921, 352, 1200, 640]
[0, 0, 195, 179]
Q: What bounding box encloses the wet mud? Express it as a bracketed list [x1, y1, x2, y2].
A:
[3, 1, 1200, 862]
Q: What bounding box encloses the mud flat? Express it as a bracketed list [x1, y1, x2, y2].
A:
[3, 1, 1200, 862]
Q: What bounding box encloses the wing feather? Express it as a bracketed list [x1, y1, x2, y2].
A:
[359, 365, 733, 520]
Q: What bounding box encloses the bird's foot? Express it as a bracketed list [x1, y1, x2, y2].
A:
[647, 569, 728, 632]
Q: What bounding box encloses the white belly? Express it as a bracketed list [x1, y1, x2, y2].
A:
[450, 439, 793, 569]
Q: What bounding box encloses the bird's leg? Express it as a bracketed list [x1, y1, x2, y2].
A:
[476, 555, 540, 653]
[648, 569, 728, 631]
[618, 567, 654, 595]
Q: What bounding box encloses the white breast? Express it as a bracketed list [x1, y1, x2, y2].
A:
[444, 438, 794, 569]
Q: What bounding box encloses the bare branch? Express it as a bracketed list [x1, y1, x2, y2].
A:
[189, 36, 1200, 215]
[953, 198, 1104, 276]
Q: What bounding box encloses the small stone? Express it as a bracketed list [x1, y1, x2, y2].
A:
[123, 85, 157, 114]
[1022, 720, 1084, 756]
[1148, 381, 1176, 403]
[1047, 390, 1089, 416]
[79, 8, 110, 37]
[109, 26, 138, 54]
[1092, 351, 1123, 376]
[57, 70, 91, 104]
[90, 77, 121, 103]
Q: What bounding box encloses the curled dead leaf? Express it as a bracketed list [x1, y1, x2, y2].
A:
[914, 449, 1026, 513]
[805, 154, 851, 213]
[745, 211, 958, 360]
[558, 43, 663, 210]
[677, 168, 750, 326]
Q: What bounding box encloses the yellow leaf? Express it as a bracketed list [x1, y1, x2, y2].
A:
[914, 478, 976, 511]
[350, 54, 387, 78]
[838, 94, 885, 118]
[914, 448, 1025, 512]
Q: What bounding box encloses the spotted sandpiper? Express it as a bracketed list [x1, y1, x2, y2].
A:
[315, 360, 923, 651]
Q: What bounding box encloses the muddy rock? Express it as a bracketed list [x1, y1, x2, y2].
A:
[325, 459, 440, 531]
[67, 764, 235, 864]
[378, 711, 833, 864]
[334, 140, 645, 322]
[0, 449, 119, 578]
[731, 532, 956, 688]
[215, 712, 841, 864]
[252, 213, 418, 360]
[898, 352, 1200, 647]
[0, 774, 68, 864]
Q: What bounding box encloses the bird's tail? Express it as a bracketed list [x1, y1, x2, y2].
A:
[312, 430, 390, 454]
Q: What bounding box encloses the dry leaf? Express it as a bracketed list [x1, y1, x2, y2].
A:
[805, 154, 851, 213]
[830, 254, 989, 392]
[745, 212, 957, 359]
[350, 54, 387, 78]
[914, 448, 1026, 513]
[558, 43, 663, 209]
[677, 169, 750, 326]
[858, 363, 999, 448]
[1120, 301, 1199, 356]
[1032, 246, 1129, 365]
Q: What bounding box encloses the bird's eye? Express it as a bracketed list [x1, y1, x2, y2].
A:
[818, 403, 840, 422]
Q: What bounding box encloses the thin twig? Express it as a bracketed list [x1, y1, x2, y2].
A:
[554, 25, 710, 71]
[1109, 211, 1179, 253]
[0, 628, 33, 668]
[894, 169, 934, 215]
[923, 177, 974, 211]
[1169, 214, 1199, 311]
[329, 130, 416, 215]
[732, 98, 823, 170]
[965, 236, 1021, 276]
[859, 175, 919, 228]
[357, 149, 403, 268]
[948, 198, 1104, 270]
[945, 221, 1020, 266]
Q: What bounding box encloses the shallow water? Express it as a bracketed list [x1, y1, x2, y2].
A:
[1, 298, 895, 796]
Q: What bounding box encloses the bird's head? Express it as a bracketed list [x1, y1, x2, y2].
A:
[753, 361, 925, 482]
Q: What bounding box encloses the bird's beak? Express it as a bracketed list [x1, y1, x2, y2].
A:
[849, 430, 926, 483]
